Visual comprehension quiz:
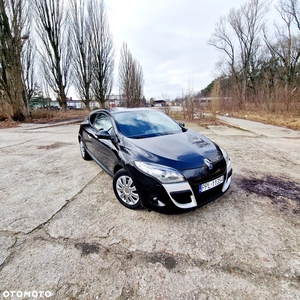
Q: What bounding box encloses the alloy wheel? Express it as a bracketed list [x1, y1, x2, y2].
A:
[115, 175, 139, 206]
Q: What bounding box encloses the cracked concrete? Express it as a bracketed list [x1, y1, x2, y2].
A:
[0, 120, 300, 299]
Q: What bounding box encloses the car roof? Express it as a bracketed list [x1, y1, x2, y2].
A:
[91, 107, 158, 116]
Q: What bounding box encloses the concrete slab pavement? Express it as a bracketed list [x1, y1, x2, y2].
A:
[0, 120, 299, 299]
[0, 123, 100, 234]
[218, 115, 300, 138]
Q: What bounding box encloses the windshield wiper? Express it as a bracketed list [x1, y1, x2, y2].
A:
[129, 133, 157, 139]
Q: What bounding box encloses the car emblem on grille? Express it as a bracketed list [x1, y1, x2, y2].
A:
[204, 158, 213, 170]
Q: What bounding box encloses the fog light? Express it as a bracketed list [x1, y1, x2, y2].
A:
[152, 196, 159, 205]
[151, 196, 165, 207]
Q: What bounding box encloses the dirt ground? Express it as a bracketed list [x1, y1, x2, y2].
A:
[0, 118, 299, 300]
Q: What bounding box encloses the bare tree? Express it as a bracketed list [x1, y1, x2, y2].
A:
[288, 0, 300, 29]
[89, 0, 114, 108]
[119, 42, 144, 108]
[208, 16, 242, 107]
[208, 16, 238, 82]
[22, 37, 36, 115]
[0, 0, 29, 120]
[209, 0, 269, 108]
[209, 79, 221, 120]
[161, 91, 171, 115]
[33, 0, 72, 111]
[264, 0, 300, 110]
[181, 81, 195, 120]
[69, 0, 93, 110]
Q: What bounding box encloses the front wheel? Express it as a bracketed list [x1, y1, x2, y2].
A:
[113, 169, 141, 209]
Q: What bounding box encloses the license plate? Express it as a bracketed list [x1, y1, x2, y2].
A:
[199, 175, 224, 193]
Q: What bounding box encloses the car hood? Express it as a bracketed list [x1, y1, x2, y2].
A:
[123, 129, 223, 170]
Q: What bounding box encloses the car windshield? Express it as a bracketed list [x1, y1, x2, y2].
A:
[113, 109, 182, 138]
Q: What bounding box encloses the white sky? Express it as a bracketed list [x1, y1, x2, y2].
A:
[91, 0, 277, 100]
[105, 0, 247, 100]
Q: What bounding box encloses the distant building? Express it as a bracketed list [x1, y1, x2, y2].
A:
[152, 100, 166, 107]
[182, 97, 224, 108]
[30, 94, 125, 110]
[108, 95, 123, 107]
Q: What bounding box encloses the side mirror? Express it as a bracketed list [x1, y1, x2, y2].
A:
[178, 122, 188, 132]
[95, 130, 112, 140]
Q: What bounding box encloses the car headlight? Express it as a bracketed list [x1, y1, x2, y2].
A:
[220, 147, 232, 170]
[134, 161, 185, 184]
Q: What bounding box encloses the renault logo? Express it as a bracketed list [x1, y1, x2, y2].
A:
[204, 158, 213, 170]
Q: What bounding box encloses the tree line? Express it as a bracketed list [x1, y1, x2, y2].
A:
[2, 0, 300, 122]
[208, 0, 300, 114]
[0, 0, 144, 121]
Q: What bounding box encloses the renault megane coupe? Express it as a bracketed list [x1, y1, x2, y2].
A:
[78, 108, 232, 213]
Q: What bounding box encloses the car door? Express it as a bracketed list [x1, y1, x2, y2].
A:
[89, 112, 119, 175]
[81, 113, 97, 155]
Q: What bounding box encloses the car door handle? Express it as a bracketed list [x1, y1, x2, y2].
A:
[88, 134, 92, 139]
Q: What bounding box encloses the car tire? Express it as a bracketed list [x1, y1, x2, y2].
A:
[79, 137, 91, 160]
[113, 169, 141, 209]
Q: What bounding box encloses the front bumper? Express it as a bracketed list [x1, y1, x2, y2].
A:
[126, 158, 232, 214]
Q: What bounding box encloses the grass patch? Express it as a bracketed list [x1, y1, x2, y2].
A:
[29, 109, 89, 124]
[170, 111, 225, 128]
[226, 110, 300, 130]
[0, 118, 20, 129]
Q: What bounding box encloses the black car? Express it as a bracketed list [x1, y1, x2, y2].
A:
[78, 108, 232, 213]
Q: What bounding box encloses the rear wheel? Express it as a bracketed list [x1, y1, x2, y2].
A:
[113, 169, 141, 209]
[79, 137, 91, 160]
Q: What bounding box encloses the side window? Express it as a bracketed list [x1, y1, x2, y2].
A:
[89, 113, 96, 125]
[93, 113, 112, 131]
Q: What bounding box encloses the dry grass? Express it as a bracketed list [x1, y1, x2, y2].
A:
[0, 118, 20, 129]
[170, 111, 225, 128]
[172, 107, 300, 130]
[29, 109, 89, 123]
[196, 117, 226, 128]
[226, 110, 300, 130]
[0, 109, 90, 129]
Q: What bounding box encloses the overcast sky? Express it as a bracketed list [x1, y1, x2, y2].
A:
[105, 0, 275, 100]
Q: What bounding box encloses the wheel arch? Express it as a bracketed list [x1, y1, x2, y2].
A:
[113, 164, 124, 175]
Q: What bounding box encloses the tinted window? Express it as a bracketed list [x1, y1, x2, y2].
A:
[93, 113, 112, 131]
[113, 110, 182, 138]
